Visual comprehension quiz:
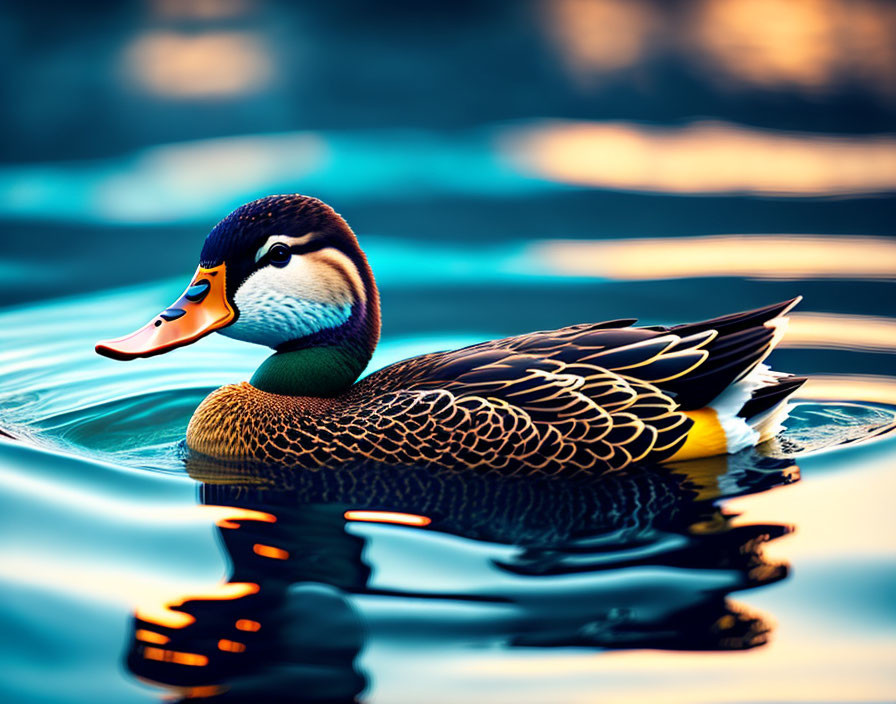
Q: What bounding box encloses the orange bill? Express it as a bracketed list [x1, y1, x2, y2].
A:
[96, 264, 235, 360]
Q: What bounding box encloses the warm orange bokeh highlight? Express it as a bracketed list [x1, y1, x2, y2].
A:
[505, 121, 896, 195]
[543, 0, 655, 82]
[344, 510, 433, 527]
[530, 235, 896, 280]
[217, 639, 247, 653]
[235, 619, 261, 632]
[543, 0, 896, 99]
[127, 31, 272, 98]
[136, 582, 261, 629]
[693, 0, 845, 89]
[135, 629, 170, 645]
[690, 0, 896, 95]
[209, 507, 277, 530]
[252, 544, 289, 560]
[142, 646, 209, 667]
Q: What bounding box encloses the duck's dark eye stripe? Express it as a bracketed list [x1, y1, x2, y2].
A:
[289, 241, 327, 255]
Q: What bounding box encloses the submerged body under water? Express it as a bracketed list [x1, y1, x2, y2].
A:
[1, 262, 895, 703]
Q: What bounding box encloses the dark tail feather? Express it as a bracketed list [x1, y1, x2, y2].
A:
[739, 376, 807, 420]
[661, 326, 775, 410]
[669, 297, 802, 339]
[659, 297, 801, 410]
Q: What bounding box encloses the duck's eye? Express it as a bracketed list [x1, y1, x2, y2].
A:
[268, 243, 291, 267]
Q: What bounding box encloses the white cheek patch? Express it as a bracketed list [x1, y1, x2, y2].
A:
[223, 247, 361, 347]
[223, 290, 352, 346]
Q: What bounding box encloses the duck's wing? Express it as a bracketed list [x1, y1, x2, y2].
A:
[461, 297, 801, 411]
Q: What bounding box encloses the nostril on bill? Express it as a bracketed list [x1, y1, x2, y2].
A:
[160, 308, 186, 321]
[185, 280, 211, 302]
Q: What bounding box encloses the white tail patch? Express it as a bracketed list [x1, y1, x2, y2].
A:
[709, 306, 798, 453]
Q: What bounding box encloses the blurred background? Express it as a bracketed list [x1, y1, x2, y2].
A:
[1, 0, 894, 322]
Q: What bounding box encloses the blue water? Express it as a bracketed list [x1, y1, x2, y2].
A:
[2, 187, 896, 702]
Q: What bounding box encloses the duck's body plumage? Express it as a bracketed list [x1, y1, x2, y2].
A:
[187, 299, 803, 474]
[97, 194, 806, 475]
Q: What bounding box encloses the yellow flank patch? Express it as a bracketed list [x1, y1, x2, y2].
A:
[668, 407, 728, 462]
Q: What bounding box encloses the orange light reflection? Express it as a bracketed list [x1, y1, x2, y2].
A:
[209, 507, 277, 529]
[252, 544, 289, 560]
[142, 646, 209, 667]
[235, 619, 261, 632]
[135, 629, 170, 645]
[344, 510, 433, 527]
[136, 582, 260, 629]
[217, 639, 246, 653]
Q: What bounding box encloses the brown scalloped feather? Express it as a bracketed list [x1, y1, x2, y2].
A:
[187, 301, 799, 474]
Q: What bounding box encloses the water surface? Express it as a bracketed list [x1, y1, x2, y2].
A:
[1, 229, 895, 703]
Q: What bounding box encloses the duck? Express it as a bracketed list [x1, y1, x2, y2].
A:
[96, 194, 805, 474]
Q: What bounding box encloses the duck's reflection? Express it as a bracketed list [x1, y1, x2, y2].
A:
[127, 500, 368, 702]
[125, 452, 797, 701]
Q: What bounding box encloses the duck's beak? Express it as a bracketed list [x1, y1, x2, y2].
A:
[95, 264, 236, 360]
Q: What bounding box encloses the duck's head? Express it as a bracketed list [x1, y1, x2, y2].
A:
[96, 195, 381, 395]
